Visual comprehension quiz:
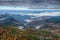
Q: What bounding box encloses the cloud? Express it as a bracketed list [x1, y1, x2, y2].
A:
[0, 6, 29, 10]
[0, 0, 60, 9]
[1, 6, 60, 10]
[25, 19, 33, 22]
[22, 12, 60, 17]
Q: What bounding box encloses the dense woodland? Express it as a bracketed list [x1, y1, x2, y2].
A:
[0, 26, 60, 40]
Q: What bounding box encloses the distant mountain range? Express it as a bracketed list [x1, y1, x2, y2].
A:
[27, 16, 60, 29]
[0, 14, 60, 30]
[0, 14, 24, 26]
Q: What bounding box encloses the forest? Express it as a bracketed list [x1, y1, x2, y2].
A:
[0, 26, 60, 40]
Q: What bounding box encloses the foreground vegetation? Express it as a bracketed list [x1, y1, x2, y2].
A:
[0, 26, 60, 40]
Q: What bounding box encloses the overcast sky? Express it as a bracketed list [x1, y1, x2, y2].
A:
[0, 0, 60, 9]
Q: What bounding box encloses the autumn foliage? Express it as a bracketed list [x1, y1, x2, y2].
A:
[0, 26, 60, 40]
